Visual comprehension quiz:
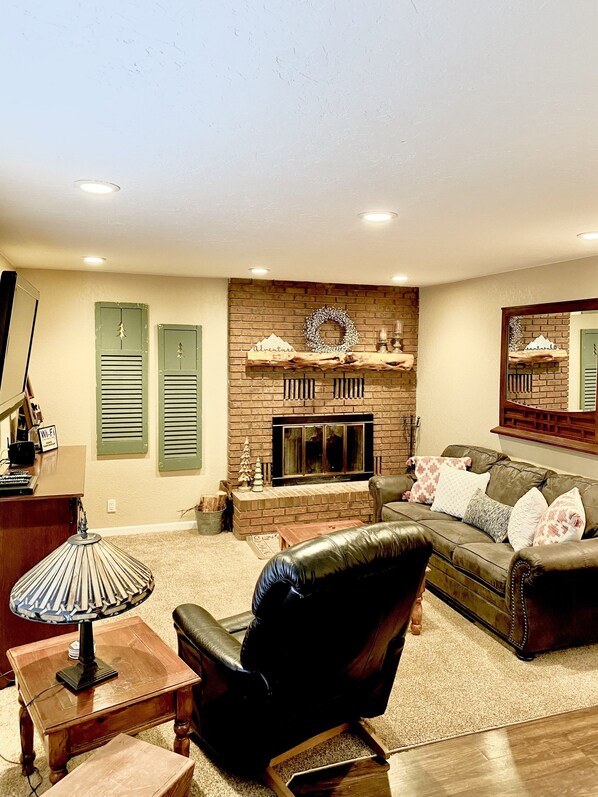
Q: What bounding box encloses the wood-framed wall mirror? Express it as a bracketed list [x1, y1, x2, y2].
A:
[492, 297, 598, 456]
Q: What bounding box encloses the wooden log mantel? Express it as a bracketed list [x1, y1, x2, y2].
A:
[508, 349, 568, 364]
[246, 350, 415, 371]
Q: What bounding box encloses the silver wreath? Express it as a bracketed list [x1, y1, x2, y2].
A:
[304, 306, 360, 353]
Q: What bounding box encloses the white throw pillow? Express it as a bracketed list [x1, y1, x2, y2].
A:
[431, 465, 491, 519]
[507, 487, 548, 552]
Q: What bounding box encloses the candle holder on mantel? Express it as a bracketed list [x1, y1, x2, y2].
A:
[392, 320, 403, 352]
[378, 328, 389, 353]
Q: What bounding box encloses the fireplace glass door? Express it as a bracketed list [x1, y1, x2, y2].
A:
[274, 414, 373, 485]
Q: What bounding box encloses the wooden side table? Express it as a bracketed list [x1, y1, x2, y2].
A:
[48, 733, 195, 797]
[277, 518, 364, 549]
[8, 616, 200, 786]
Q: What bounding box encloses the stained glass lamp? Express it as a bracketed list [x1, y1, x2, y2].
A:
[10, 502, 154, 692]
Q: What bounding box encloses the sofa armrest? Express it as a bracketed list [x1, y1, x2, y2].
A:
[369, 474, 415, 522]
[174, 603, 247, 671]
[507, 539, 598, 655]
[173, 603, 270, 768]
[510, 539, 598, 579]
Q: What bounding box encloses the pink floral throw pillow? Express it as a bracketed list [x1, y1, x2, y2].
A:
[406, 456, 472, 505]
[533, 487, 586, 546]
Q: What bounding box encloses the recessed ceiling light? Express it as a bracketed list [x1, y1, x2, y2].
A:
[577, 231, 598, 240]
[391, 274, 408, 283]
[249, 267, 270, 275]
[82, 256, 106, 265]
[359, 211, 398, 222]
[75, 180, 120, 195]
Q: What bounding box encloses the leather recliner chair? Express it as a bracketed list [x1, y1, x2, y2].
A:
[173, 521, 432, 789]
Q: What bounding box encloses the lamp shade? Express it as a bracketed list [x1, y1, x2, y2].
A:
[10, 532, 154, 624]
[10, 510, 155, 693]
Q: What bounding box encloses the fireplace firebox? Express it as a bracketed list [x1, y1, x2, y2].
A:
[272, 413, 374, 486]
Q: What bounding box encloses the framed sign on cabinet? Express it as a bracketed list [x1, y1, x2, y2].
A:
[38, 425, 58, 453]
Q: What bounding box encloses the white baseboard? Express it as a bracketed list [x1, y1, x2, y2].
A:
[94, 520, 197, 537]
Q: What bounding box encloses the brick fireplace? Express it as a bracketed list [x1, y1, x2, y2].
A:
[228, 279, 418, 538]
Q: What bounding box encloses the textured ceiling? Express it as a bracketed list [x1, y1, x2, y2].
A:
[2, 1, 598, 286]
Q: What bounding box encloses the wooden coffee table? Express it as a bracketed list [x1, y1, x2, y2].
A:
[276, 518, 364, 549]
[7, 615, 200, 785]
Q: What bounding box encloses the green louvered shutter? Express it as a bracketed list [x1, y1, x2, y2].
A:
[95, 303, 148, 455]
[580, 329, 598, 411]
[158, 324, 202, 472]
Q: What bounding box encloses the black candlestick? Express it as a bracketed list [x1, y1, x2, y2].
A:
[55, 621, 117, 693]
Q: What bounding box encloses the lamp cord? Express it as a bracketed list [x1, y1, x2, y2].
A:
[0, 681, 64, 796]
[0, 668, 15, 687]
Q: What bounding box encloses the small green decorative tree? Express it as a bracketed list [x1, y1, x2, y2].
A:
[252, 456, 264, 492]
[238, 437, 252, 491]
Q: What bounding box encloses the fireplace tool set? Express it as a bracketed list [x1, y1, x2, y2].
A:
[403, 415, 421, 459]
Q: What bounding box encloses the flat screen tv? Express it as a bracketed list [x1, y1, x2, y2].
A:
[0, 271, 40, 421]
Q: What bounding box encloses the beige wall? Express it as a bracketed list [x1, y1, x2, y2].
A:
[417, 256, 598, 478]
[19, 269, 228, 528]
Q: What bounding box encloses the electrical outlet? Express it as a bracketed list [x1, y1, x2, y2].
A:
[107, 498, 117, 513]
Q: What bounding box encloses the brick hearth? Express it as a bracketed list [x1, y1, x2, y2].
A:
[232, 481, 372, 539]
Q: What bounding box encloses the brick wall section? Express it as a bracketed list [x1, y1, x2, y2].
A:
[510, 313, 570, 410]
[228, 279, 418, 537]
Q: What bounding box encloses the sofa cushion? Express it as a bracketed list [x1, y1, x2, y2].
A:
[463, 488, 512, 543]
[533, 488, 586, 546]
[541, 473, 598, 539]
[486, 460, 552, 506]
[431, 466, 491, 519]
[441, 445, 509, 474]
[452, 542, 513, 595]
[381, 502, 455, 524]
[419, 519, 491, 561]
[406, 455, 472, 505]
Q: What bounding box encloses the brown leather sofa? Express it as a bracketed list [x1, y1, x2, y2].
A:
[369, 445, 598, 659]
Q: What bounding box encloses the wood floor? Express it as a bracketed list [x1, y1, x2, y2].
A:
[288, 706, 598, 797]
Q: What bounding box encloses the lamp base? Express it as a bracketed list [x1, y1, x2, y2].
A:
[56, 658, 118, 693]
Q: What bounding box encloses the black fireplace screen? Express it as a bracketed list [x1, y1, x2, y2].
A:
[272, 413, 373, 486]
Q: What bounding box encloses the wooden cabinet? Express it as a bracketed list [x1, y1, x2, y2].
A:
[0, 445, 85, 684]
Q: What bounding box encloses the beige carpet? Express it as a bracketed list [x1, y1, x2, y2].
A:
[1, 529, 597, 795]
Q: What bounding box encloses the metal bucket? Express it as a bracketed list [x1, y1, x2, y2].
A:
[194, 509, 224, 535]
